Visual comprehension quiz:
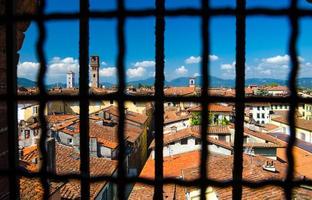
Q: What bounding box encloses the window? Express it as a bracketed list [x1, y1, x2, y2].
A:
[300, 133, 306, 141]
[181, 138, 188, 145]
[262, 113, 265, 118]
[25, 130, 30, 139]
[101, 188, 108, 200]
[32, 106, 38, 114]
[219, 135, 226, 141]
[257, 106, 260, 111]
[275, 105, 278, 109]
[195, 138, 201, 145]
[262, 106, 265, 110]
[257, 113, 260, 118]
[67, 138, 73, 145]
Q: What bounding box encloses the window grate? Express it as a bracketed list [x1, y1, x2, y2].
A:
[2, 0, 312, 199]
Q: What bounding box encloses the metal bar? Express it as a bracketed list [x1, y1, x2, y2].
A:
[232, 0, 246, 199]
[285, 0, 299, 199]
[2, 8, 312, 22]
[79, 0, 90, 198]
[35, 0, 50, 198]
[116, 0, 127, 199]
[3, 94, 312, 104]
[200, 0, 210, 199]
[5, 0, 19, 198]
[154, 0, 165, 199]
[0, 168, 311, 187]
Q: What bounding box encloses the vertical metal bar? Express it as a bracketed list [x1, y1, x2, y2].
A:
[286, 0, 299, 199]
[5, 0, 19, 198]
[154, 0, 165, 199]
[117, 0, 126, 199]
[232, 0, 246, 199]
[36, 0, 50, 198]
[200, 0, 209, 199]
[79, 0, 90, 198]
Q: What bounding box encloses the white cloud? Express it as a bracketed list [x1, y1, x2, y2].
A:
[133, 60, 155, 68]
[220, 61, 236, 79]
[209, 55, 219, 61]
[48, 57, 79, 74]
[101, 61, 107, 66]
[260, 69, 272, 75]
[193, 73, 200, 77]
[185, 56, 201, 64]
[17, 62, 40, 79]
[221, 63, 235, 70]
[175, 66, 188, 75]
[185, 55, 219, 64]
[263, 55, 289, 64]
[100, 67, 116, 77]
[127, 67, 146, 78]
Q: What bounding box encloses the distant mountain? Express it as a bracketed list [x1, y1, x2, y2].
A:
[245, 78, 287, 86]
[17, 77, 312, 89]
[128, 77, 170, 87]
[297, 78, 312, 88]
[18, 78, 36, 88]
[100, 82, 114, 88]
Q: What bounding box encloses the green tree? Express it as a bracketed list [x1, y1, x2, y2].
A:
[190, 112, 214, 125]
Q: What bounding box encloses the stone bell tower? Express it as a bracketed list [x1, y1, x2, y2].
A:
[90, 56, 99, 88]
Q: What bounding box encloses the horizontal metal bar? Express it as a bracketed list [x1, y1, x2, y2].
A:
[1, 8, 312, 22]
[2, 94, 312, 103]
[0, 169, 311, 188]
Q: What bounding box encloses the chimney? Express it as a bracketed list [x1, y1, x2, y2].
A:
[262, 160, 276, 173]
[35, 137, 43, 170]
[35, 137, 56, 173]
[19, 147, 24, 159]
[46, 137, 56, 174]
[170, 126, 177, 134]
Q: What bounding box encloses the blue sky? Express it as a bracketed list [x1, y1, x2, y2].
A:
[17, 0, 312, 84]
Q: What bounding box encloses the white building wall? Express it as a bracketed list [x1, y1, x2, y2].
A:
[151, 137, 232, 159]
[251, 106, 271, 124]
[100, 146, 113, 159]
[163, 120, 190, 134]
[57, 131, 74, 146]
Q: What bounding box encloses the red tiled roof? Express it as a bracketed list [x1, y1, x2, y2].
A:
[20, 143, 117, 199]
[188, 103, 233, 113]
[164, 110, 191, 124]
[103, 105, 148, 125]
[149, 126, 231, 149]
[129, 151, 311, 199]
[164, 87, 197, 96]
[244, 127, 285, 147]
[272, 116, 312, 132]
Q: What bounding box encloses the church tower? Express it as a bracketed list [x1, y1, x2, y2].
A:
[66, 71, 75, 88]
[90, 56, 100, 88]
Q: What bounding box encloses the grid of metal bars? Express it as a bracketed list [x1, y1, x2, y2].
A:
[2, 0, 312, 199]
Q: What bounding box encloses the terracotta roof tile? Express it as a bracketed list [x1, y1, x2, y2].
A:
[272, 116, 312, 132]
[20, 143, 117, 199]
[164, 87, 197, 96]
[149, 126, 231, 149]
[164, 110, 191, 124]
[103, 105, 148, 125]
[188, 103, 233, 113]
[129, 151, 311, 199]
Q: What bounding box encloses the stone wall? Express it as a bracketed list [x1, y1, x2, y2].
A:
[0, 0, 37, 198]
